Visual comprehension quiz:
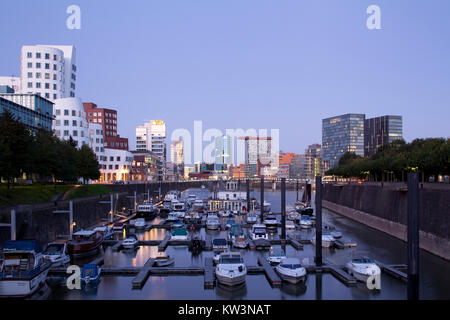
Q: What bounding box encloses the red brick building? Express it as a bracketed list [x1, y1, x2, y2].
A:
[83, 102, 129, 150]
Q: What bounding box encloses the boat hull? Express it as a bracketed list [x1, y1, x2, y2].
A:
[0, 267, 50, 298]
[206, 224, 220, 230]
[276, 271, 306, 284]
[216, 273, 246, 286]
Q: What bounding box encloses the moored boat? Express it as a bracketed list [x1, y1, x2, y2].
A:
[171, 228, 189, 241]
[81, 264, 101, 285]
[310, 231, 335, 248]
[42, 241, 70, 267]
[275, 258, 307, 284]
[232, 237, 247, 249]
[299, 215, 313, 228]
[206, 215, 220, 230]
[267, 247, 287, 265]
[122, 234, 139, 249]
[67, 230, 104, 258]
[246, 212, 258, 224]
[215, 252, 247, 286]
[346, 256, 381, 284]
[136, 204, 158, 220]
[0, 240, 51, 298]
[249, 224, 268, 241]
[263, 215, 278, 228]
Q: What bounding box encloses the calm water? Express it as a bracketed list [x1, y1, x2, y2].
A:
[47, 190, 450, 300]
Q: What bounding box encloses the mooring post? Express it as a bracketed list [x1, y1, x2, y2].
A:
[306, 183, 312, 204]
[281, 178, 286, 240]
[315, 176, 323, 266]
[407, 172, 420, 300]
[10, 209, 16, 241]
[260, 176, 264, 222]
[69, 200, 74, 240]
[110, 193, 114, 223]
[134, 191, 137, 212]
[296, 180, 299, 202]
[246, 179, 251, 212]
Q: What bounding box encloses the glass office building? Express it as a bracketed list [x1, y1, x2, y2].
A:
[364, 115, 403, 156]
[322, 113, 365, 169]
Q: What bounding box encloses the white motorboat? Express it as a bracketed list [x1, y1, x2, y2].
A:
[299, 215, 313, 228]
[93, 226, 114, 240]
[136, 204, 158, 220]
[346, 256, 381, 283]
[135, 218, 146, 229]
[228, 224, 244, 240]
[275, 258, 307, 284]
[331, 231, 343, 239]
[246, 212, 258, 224]
[167, 212, 179, 222]
[172, 200, 185, 212]
[249, 224, 268, 241]
[176, 210, 186, 219]
[215, 252, 247, 286]
[0, 240, 51, 297]
[193, 199, 205, 210]
[285, 220, 296, 230]
[310, 231, 335, 248]
[263, 215, 278, 228]
[206, 215, 220, 230]
[122, 235, 139, 249]
[42, 241, 70, 267]
[262, 201, 271, 212]
[267, 247, 287, 265]
[154, 255, 175, 267]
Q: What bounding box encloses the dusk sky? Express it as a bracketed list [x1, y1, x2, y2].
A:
[1, 0, 449, 155]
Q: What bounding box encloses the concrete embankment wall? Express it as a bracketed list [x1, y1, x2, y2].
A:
[323, 184, 450, 260]
[0, 192, 135, 246]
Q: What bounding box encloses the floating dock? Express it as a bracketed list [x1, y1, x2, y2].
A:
[257, 255, 281, 287]
[204, 257, 215, 289]
[375, 261, 408, 282]
[132, 258, 155, 289]
[158, 234, 170, 252]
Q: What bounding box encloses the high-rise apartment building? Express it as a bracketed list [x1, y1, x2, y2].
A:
[304, 144, 322, 181]
[322, 113, 365, 169]
[136, 120, 166, 161]
[364, 115, 403, 156]
[19, 45, 76, 101]
[83, 102, 129, 150]
[239, 136, 273, 178]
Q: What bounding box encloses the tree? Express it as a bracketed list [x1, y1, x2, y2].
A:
[32, 129, 59, 182]
[338, 152, 362, 166]
[75, 144, 100, 183]
[53, 137, 78, 183]
[0, 110, 33, 194]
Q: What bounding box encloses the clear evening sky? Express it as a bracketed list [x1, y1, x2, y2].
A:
[1, 0, 449, 154]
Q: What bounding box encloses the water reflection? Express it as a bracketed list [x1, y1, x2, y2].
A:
[216, 282, 248, 300]
[280, 282, 307, 297]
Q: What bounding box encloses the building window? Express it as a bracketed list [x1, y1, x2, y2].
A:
[64, 109, 69, 115]
[36, 63, 41, 68]
[64, 120, 69, 126]
[36, 82, 41, 88]
[53, 64, 57, 71]
[72, 110, 76, 116]
[53, 54, 57, 61]
[55, 120, 61, 126]
[53, 84, 57, 90]
[45, 53, 50, 59]
[55, 130, 61, 136]
[36, 72, 41, 79]
[53, 74, 57, 80]
[45, 83, 50, 89]
[45, 63, 50, 70]
[72, 120, 77, 126]
[27, 72, 32, 78]
[73, 130, 78, 137]
[27, 62, 32, 68]
[55, 109, 60, 115]
[27, 52, 32, 58]
[109, 157, 113, 161]
[53, 94, 57, 99]
[45, 73, 50, 79]
[36, 52, 41, 59]
[116, 157, 121, 161]
[63, 130, 69, 136]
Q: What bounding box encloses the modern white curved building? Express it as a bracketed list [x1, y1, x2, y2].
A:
[53, 97, 90, 148]
[88, 122, 106, 167]
[20, 45, 76, 101]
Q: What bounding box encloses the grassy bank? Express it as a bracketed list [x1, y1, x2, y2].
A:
[65, 184, 111, 200]
[0, 184, 112, 207]
[0, 184, 73, 207]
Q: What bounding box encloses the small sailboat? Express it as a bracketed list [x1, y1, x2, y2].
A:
[275, 258, 307, 284]
[215, 252, 247, 286]
[81, 264, 101, 285]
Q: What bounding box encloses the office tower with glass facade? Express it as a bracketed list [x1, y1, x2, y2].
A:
[364, 115, 403, 156]
[214, 135, 232, 173]
[322, 113, 365, 169]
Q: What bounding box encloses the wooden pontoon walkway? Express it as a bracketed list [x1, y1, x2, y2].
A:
[132, 258, 155, 289]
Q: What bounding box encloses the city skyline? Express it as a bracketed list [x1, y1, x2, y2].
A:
[1, 1, 449, 154]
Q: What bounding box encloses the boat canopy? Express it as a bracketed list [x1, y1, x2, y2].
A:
[280, 258, 302, 269]
[172, 228, 188, 236]
[353, 257, 374, 264]
[2, 240, 43, 253]
[213, 238, 228, 246]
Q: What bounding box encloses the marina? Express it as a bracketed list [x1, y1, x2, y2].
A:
[0, 180, 449, 300]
